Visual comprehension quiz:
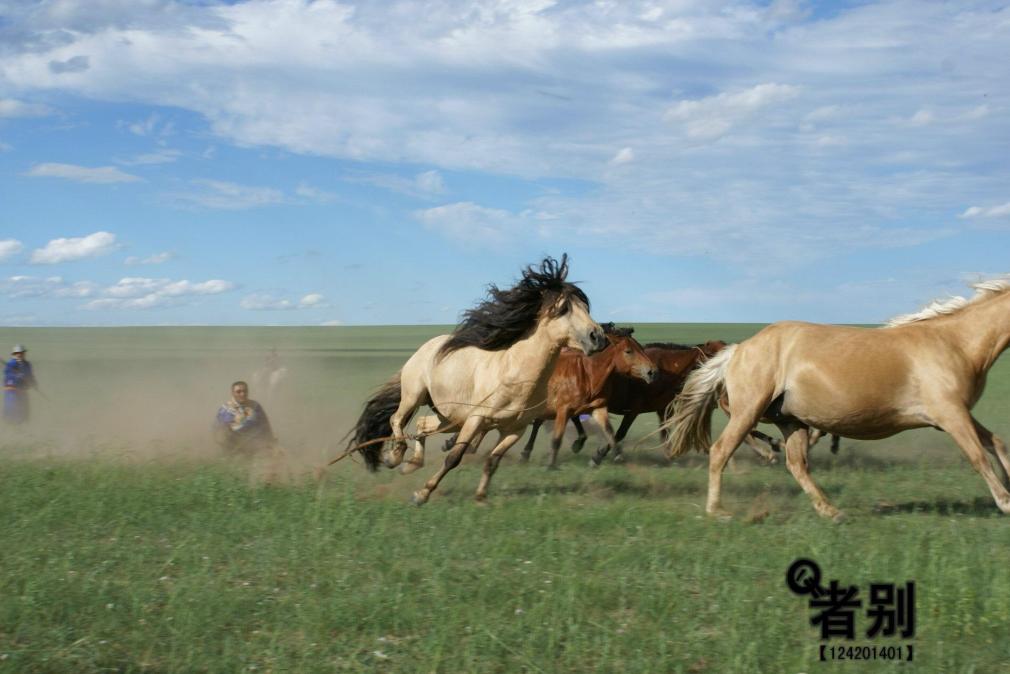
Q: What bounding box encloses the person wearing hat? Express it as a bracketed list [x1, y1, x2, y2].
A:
[4, 344, 37, 424]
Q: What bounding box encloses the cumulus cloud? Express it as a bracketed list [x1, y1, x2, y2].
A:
[25, 163, 141, 183]
[83, 277, 235, 310]
[30, 231, 118, 264]
[0, 239, 24, 261]
[124, 252, 174, 266]
[240, 291, 328, 311]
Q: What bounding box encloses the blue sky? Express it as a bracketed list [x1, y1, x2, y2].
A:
[1, 0, 1009, 326]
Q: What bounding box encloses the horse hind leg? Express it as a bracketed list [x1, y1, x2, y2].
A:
[777, 422, 844, 522]
[412, 417, 485, 506]
[547, 415, 567, 470]
[570, 416, 588, 453]
[743, 431, 778, 465]
[401, 414, 437, 475]
[519, 419, 543, 463]
[973, 417, 1010, 492]
[588, 407, 620, 465]
[475, 430, 523, 503]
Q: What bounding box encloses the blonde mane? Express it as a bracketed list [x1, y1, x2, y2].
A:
[885, 278, 1010, 328]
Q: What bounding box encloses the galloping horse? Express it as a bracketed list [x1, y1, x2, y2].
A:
[513, 324, 656, 469]
[668, 279, 1010, 521]
[346, 255, 605, 505]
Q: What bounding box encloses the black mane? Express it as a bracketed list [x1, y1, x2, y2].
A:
[438, 254, 589, 358]
[644, 342, 697, 350]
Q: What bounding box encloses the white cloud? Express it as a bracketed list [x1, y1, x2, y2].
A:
[0, 240, 24, 262]
[125, 252, 174, 266]
[0, 98, 51, 118]
[83, 277, 235, 310]
[414, 202, 527, 247]
[299, 293, 326, 308]
[240, 293, 295, 311]
[30, 231, 118, 264]
[294, 183, 337, 203]
[960, 203, 1010, 219]
[25, 163, 141, 183]
[665, 83, 800, 140]
[118, 149, 181, 165]
[610, 147, 634, 165]
[415, 170, 446, 195]
[0, 275, 98, 299]
[240, 291, 328, 311]
[167, 180, 285, 210]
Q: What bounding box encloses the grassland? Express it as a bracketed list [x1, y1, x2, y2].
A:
[2, 324, 1010, 672]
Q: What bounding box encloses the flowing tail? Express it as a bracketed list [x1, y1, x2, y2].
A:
[666, 344, 738, 458]
[346, 374, 402, 471]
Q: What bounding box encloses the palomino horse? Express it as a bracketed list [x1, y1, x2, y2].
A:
[346, 255, 605, 505]
[512, 324, 656, 469]
[668, 279, 1010, 521]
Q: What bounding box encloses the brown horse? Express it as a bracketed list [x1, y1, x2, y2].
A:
[346, 255, 605, 505]
[669, 279, 1010, 521]
[515, 324, 656, 468]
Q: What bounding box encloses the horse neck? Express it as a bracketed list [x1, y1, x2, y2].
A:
[584, 348, 618, 396]
[503, 319, 566, 387]
[938, 292, 1010, 372]
[657, 349, 696, 375]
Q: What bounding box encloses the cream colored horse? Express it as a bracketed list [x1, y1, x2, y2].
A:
[668, 279, 1010, 521]
[346, 255, 605, 505]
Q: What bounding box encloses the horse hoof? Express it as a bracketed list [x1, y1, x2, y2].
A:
[518, 454, 530, 464]
[474, 494, 489, 506]
[707, 508, 733, 521]
[612, 454, 625, 464]
[588, 458, 601, 469]
[410, 491, 428, 507]
[831, 511, 847, 524]
[400, 461, 422, 475]
[571, 440, 586, 454]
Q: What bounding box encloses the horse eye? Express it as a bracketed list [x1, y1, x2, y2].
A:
[624, 349, 632, 355]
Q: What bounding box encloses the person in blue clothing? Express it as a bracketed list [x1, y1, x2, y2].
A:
[4, 344, 37, 424]
[213, 380, 277, 455]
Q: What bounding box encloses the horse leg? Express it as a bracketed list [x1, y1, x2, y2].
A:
[385, 389, 422, 468]
[412, 417, 484, 506]
[743, 432, 777, 465]
[807, 428, 824, 450]
[777, 422, 843, 521]
[613, 413, 636, 455]
[705, 415, 760, 519]
[474, 430, 523, 502]
[928, 406, 1010, 513]
[830, 434, 841, 454]
[570, 416, 588, 453]
[589, 407, 618, 466]
[749, 429, 782, 454]
[656, 410, 670, 443]
[519, 418, 543, 463]
[972, 416, 1010, 491]
[401, 415, 438, 475]
[547, 412, 568, 470]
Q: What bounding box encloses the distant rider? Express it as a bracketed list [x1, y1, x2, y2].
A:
[4, 344, 37, 425]
[213, 380, 277, 454]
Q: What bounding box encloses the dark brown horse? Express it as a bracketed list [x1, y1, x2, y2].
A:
[585, 341, 736, 463]
[515, 325, 656, 468]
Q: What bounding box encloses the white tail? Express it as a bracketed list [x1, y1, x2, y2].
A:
[666, 344, 737, 458]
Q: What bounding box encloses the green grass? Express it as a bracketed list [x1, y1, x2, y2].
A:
[1, 324, 1009, 672]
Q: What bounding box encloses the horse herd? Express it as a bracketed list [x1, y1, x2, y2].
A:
[346, 255, 1010, 521]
